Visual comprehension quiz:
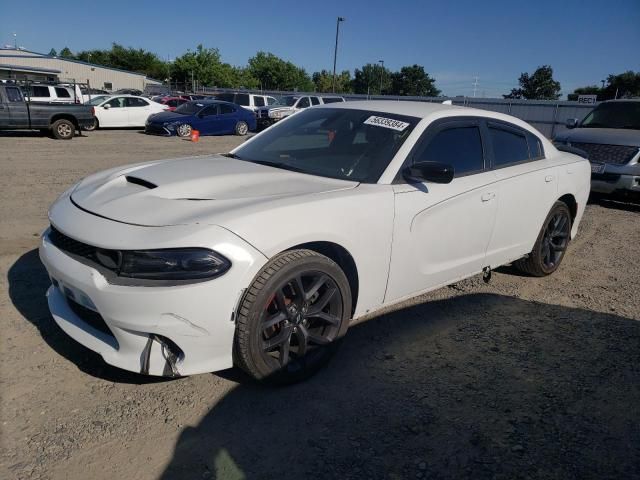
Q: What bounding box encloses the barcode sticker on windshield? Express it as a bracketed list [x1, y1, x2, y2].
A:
[364, 116, 410, 131]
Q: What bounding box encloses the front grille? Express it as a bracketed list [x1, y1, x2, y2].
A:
[48, 226, 118, 272]
[67, 298, 115, 339]
[571, 142, 639, 165]
[591, 172, 621, 183]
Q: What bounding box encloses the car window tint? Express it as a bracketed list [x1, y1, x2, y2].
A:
[6, 87, 23, 102]
[235, 94, 250, 106]
[254, 96, 265, 107]
[267, 97, 277, 105]
[219, 104, 235, 114]
[527, 132, 545, 159]
[323, 97, 344, 104]
[489, 126, 530, 167]
[54, 87, 71, 98]
[415, 126, 484, 176]
[297, 97, 310, 108]
[310, 97, 320, 106]
[126, 97, 148, 107]
[106, 97, 126, 108]
[32, 86, 50, 97]
[201, 105, 218, 116]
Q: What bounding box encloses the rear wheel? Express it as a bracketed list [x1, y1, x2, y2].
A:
[51, 119, 75, 140]
[234, 250, 352, 383]
[176, 123, 192, 137]
[235, 121, 249, 136]
[514, 201, 572, 276]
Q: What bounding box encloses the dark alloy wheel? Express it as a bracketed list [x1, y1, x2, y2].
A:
[234, 250, 352, 383]
[515, 201, 572, 277]
[83, 117, 98, 131]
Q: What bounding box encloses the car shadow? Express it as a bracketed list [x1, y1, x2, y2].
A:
[7, 249, 170, 384]
[588, 193, 640, 213]
[158, 294, 640, 480]
[0, 130, 49, 138]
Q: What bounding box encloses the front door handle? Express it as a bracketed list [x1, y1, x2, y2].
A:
[545, 175, 554, 182]
[481, 192, 496, 202]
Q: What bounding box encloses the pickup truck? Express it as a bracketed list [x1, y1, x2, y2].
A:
[0, 84, 94, 139]
[255, 95, 345, 129]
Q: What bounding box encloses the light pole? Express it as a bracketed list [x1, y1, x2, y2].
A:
[13, 33, 17, 49]
[332, 16, 345, 93]
[378, 60, 384, 95]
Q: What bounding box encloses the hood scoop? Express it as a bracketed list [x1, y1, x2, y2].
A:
[125, 176, 157, 189]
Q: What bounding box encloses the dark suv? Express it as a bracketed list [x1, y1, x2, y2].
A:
[554, 100, 640, 200]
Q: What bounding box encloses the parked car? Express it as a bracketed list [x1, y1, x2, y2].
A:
[113, 88, 143, 96]
[255, 95, 344, 129]
[22, 83, 82, 104]
[39, 101, 590, 383]
[92, 95, 168, 129]
[153, 96, 189, 111]
[145, 100, 256, 136]
[214, 92, 278, 112]
[554, 99, 640, 200]
[0, 84, 94, 139]
[80, 87, 110, 104]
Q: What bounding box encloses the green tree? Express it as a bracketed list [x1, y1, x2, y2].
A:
[567, 85, 602, 101]
[352, 63, 392, 95]
[48, 48, 57, 57]
[603, 71, 640, 99]
[59, 47, 74, 58]
[312, 69, 352, 93]
[504, 65, 561, 100]
[247, 52, 313, 91]
[389, 65, 440, 97]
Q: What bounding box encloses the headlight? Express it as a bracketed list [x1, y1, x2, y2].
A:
[118, 248, 231, 280]
[163, 121, 179, 130]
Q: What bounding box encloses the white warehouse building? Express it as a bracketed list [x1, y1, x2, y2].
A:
[0, 48, 162, 92]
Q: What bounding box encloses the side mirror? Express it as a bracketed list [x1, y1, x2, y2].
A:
[565, 118, 578, 129]
[103, 104, 111, 109]
[403, 161, 454, 184]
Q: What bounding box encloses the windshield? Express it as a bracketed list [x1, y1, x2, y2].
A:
[87, 96, 111, 105]
[581, 102, 640, 130]
[174, 102, 205, 115]
[231, 108, 419, 183]
[277, 96, 299, 107]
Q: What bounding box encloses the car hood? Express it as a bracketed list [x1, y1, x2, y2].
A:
[554, 127, 640, 147]
[70, 155, 358, 226]
[148, 111, 190, 123]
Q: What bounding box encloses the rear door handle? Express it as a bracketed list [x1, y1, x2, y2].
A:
[481, 192, 496, 202]
[545, 175, 554, 182]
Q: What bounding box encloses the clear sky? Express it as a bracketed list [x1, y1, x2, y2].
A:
[1, 0, 638, 97]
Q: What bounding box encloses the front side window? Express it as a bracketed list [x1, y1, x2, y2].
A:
[414, 126, 484, 177]
[279, 96, 299, 106]
[54, 87, 71, 98]
[267, 96, 277, 105]
[6, 87, 23, 102]
[297, 97, 311, 108]
[235, 94, 250, 106]
[232, 108, 419, 183]
[106, 97, 126, 108]
[489, 126, 530, 167]
[310, 97, 320, 106]
[254, 96, 265, 107]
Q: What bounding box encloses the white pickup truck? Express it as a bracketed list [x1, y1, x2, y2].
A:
[256, 95, 345, 129]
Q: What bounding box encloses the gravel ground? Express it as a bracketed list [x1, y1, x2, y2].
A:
[1, 130, 639, 480]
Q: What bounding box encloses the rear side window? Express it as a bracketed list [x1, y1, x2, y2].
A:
[219, 104, 235, 114]
[200, 105, 218, 116]
[6, 87, 23, 102]
[235, 94, 250, 106]
[310, 96, 320, 106]
[126, 97, 148, 107]
[414, 126, 485, 177]
[254, 96, 265, 107]
[32, 86, 50, 97]
[54, 87, 71, 98]
[489, 126, 530, 167]
[527, 133, 545, 159]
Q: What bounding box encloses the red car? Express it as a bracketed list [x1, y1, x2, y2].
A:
[154, 96, 189, 111]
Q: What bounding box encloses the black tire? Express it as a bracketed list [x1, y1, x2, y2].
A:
[83, 117, 98, 131]
[514, 201, 572, 277]
[235, 121, 249, 136]
[176, 123, 192, 137]
[234, 249, 352, 384]
[51, 119, 75, 140]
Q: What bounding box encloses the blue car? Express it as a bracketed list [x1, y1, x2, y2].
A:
[145, 100, 256, 137]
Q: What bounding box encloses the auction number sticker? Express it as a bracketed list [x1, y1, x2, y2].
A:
[364, 116, 410, 131]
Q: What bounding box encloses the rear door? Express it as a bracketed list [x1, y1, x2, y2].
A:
[218, 103, 238, 133]
[4, 86, 30, 127]
[125, 97, 152, 126]
[385, 118, 498, 302]
[483, 121, 557, 267]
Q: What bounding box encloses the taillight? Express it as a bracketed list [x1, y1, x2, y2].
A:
[92, 107, 95, 115]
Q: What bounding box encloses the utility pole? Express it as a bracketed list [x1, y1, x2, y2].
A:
[332, 17, 345, 93]
[472, 76, 479, 98]
[13, 33, 17, 49]
[378, 60, 385, 95]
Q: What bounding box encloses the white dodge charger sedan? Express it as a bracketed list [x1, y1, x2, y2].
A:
[40, 101, 590, 383]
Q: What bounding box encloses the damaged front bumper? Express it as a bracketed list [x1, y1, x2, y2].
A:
[39, 223, 267, 377]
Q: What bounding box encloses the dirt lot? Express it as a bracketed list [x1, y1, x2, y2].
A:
[1, 130, 639, 480]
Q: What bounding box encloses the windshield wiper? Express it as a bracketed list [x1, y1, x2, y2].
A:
[245, 159, 308, 174]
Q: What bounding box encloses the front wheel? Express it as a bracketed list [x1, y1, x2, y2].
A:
[514, 201, 572, 276]
[235, 121, 249, 136]
[234, 250, 352, 384]
[51, 119, 75, 140]
[176, 123, 192, 137]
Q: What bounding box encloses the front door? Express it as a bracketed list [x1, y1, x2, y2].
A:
[125, 97, 153, 126]
[385, 119, 498, 302]
[191, 104, 220, 134]
[4, 86, 29, 128]
[99, 97, 128, 127]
